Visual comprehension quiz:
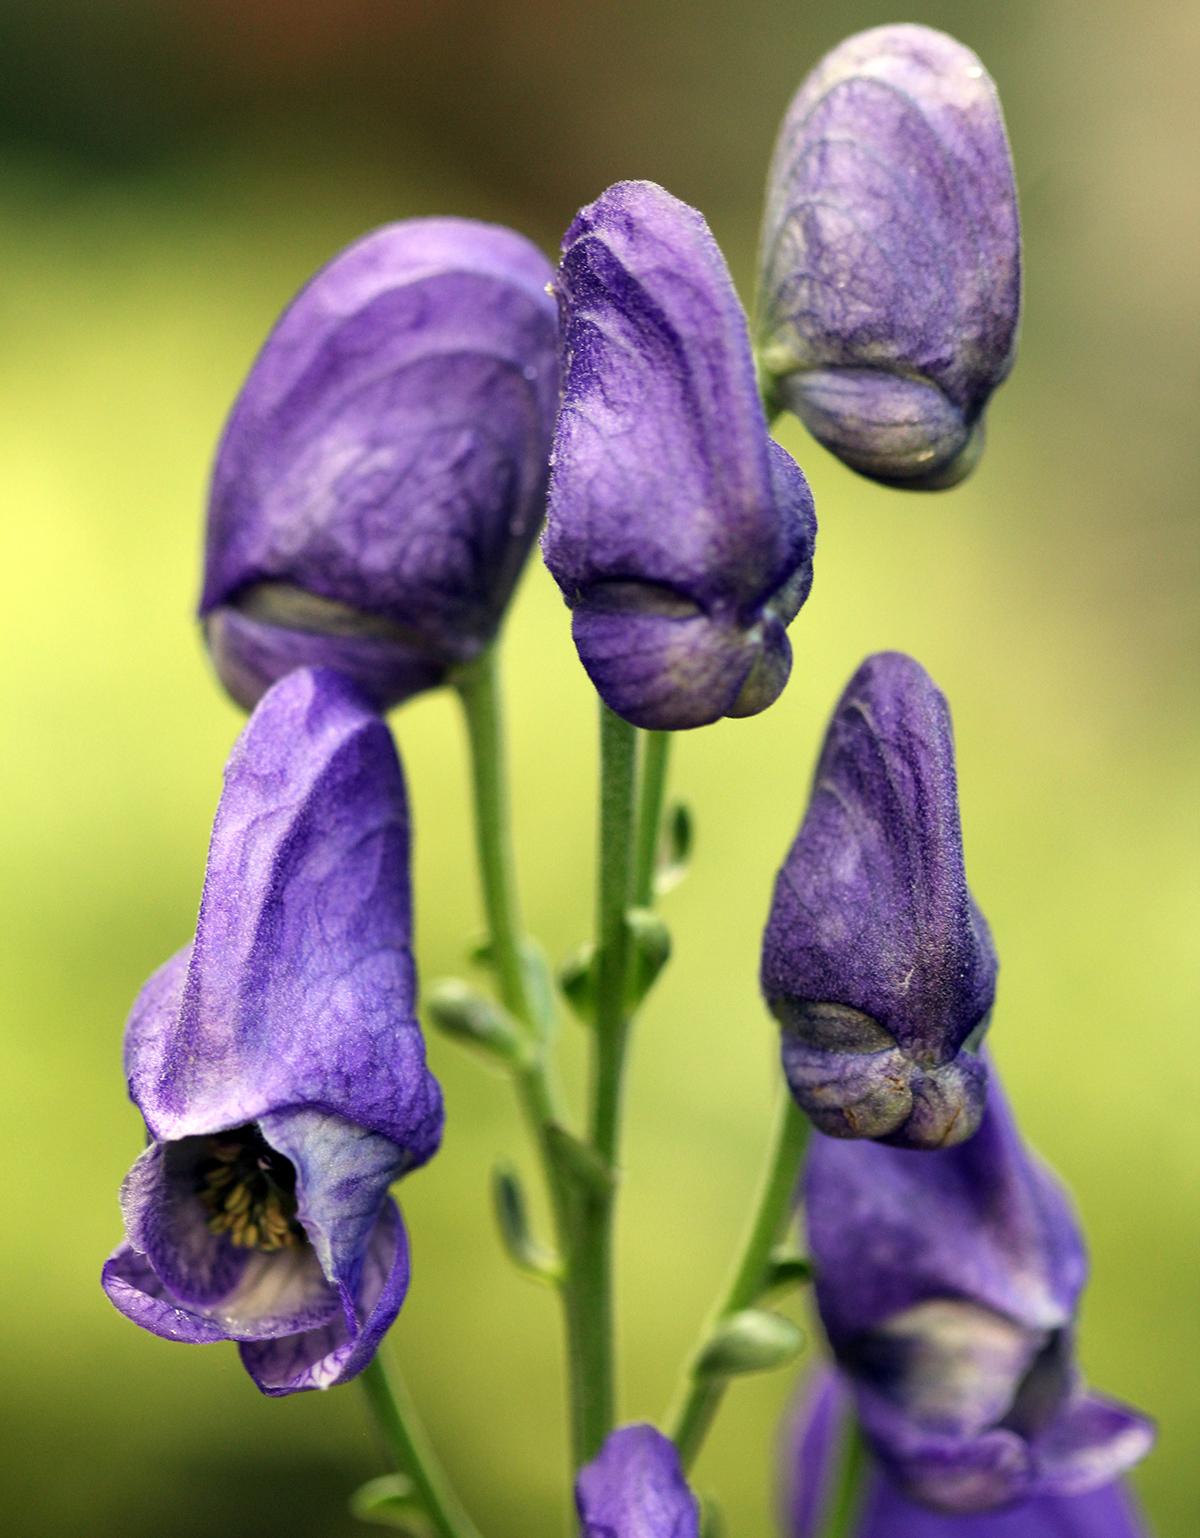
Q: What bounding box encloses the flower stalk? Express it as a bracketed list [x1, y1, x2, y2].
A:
[361, 1356, 486, 1538]
[666, 1089, 809, 1467]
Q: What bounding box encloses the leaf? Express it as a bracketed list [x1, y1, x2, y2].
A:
[492, 1165, 560, 1285]
[654, 801, 694, 895]
[424, 979, 524, 1067]
[545, 1122, 615, 1201]
[625, 908, 670, 1008]
[349, 1475, 433, 1534]
[694, 1309, 804, 1378]
[558, 942, 598, 1025]
[763, 1249, 814, 1296]
[559, 910, 671, 1025]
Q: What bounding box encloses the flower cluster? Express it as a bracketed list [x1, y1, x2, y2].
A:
[100, 17, 1154, 1538]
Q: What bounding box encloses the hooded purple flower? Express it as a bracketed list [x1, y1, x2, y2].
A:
[761, 652, 995, 1148]
[800, 1083, 1154, 1514]
[101, 667, 443, 1394]
[575, 1425, 700, 1538]
[787, 1373, 1150, 1537]
[542, 180, 816, 731]
[758, 25, 1020, 489]
[201, 218, 559, 711]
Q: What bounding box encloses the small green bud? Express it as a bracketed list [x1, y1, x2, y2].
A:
[425, 979, 524, 1066]
[695, 1309, 804, 1378]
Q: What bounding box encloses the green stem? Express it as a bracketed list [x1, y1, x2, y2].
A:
[665, 1090, 809, 1468]
[561, 704, 639, 1463]
[633, 731, 671, 908]
[454, 648, 542, 1028]
[592, 706, 639, 1161]
[360, 1357, 485, 1538]
[821, 1415, 867, 1538]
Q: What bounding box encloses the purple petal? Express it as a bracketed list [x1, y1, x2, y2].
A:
[239, 1197, 411, 1394]
[856, 1477, 1151, 1537]
[102, 1243, 231, 1345]
[785, 1374, 1152, 1537]
[1032, 1395, 1155, 1499]
[762, 652, 996, 1147]
[543, 179, 815, 730]
[201, 218, 558, 709]
[805, 1081, 1084, 1362]
[803, 1077, 1152, 1509]
[127, 667, 443, 1161]
[759, 25, 1020, 488]
[783, 1372, 846, 1538]
[575, 1425, 700, 1538]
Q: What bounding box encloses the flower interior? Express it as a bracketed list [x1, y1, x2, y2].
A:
[195, 1125, 305, 1253]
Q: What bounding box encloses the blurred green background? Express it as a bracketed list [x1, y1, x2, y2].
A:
[2, 1, 1197, 1534]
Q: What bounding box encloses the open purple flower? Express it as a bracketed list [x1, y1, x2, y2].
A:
[801, 1082, 1154, 1514]
[787, 1373, 1150, 1537]
[101, 667, 443, 1394]
[201, 218, 559, 711]
[758, 25, 1020, 489]
[542, 180, 816, 730]
[761, 652, 995, 1148]
[575, 1425, 700, 1538]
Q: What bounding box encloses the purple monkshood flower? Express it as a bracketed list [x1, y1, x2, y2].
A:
[101, 668, 443, 1394]
[575, 1425, 700, 1538]
[786, 1373, 1150, 1537]
[201, 218, 559, 712]
[761, 652, 995, 1149]
[801, 1080, 1154, 1515]
[542, 180, 816, 731]
[758, 25, 1021, 490]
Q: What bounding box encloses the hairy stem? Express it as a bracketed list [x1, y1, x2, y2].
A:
[665, 1090, 809, 1467]
[457, 651, 638, 1484]
[569, 705, 639, 1460]
[633, 730, 672, 908]
[360, 1357, 486, 1538]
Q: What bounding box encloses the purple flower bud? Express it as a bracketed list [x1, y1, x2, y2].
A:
[575, 1425, 700, 1538]
[543, 180, 816, 730]
[799, 1082, 1153, 1515]
[787, 1373, 1150, 1537]
[101, 668, 443, 1394]
[759, 25, 1020, 489]
[201, 220, 559, 711]
[761, 653, 996, 1148]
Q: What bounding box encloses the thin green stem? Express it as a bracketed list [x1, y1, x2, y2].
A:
[633, 730, 671, 908]
[821, 1415, 867, 1538]
[455, 649, 594, 1477]
[591, 706, 638, 1161]
[555, 704, 640, 1465]
[454, 648, 542, 1028]
[665, 1089, 809, 1468]
[360, 1357, 485, 1538]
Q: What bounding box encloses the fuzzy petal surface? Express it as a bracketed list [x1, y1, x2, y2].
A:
[201, 218, 558, 708]
[127, 667, 443, 1156]
[575, 1425, 700, 1538]
[762, 652, 996, 1147]
[759, 25, 1020, 488]
[543, 180, 815, 729]
[786, 1373, 1151, 1537]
